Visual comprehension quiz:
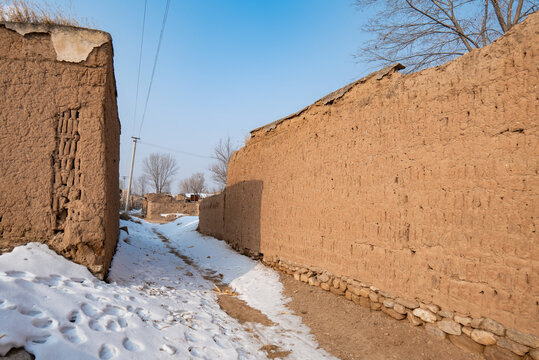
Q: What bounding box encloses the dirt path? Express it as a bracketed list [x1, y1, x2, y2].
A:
[151, 228, 294, 359]
[279, 273, 483, 360]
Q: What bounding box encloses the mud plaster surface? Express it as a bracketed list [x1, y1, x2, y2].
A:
[0, 24, 120, 279]
[3, 22, 110, 62]
[200, 12, 539, 335]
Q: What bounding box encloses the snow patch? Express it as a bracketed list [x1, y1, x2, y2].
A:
[0, 217, 334, 359]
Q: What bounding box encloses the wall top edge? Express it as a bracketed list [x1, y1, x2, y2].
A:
[249, 63, 405, 136]
[1, 22, 111, 63]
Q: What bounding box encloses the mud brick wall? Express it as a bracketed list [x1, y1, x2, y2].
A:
[198, 193, 224, 239]
[200, 13, 538, 337]
[0, 23, 120, 279]
[143, 194, 198, 219]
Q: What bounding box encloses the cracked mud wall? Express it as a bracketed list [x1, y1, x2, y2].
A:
[200, 13, 538, 335]
[0, 23, 120, 279]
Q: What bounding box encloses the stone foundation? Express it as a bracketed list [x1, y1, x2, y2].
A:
[252, 251, 537, 359]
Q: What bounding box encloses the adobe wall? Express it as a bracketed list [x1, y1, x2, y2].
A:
[198, 193, 224, 239]
[143, 193, 199, 220]
[199, 11, 539, 346]
[0, 23, 120, 279]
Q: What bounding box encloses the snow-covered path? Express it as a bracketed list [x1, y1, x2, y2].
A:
[0, 216, 334, 359]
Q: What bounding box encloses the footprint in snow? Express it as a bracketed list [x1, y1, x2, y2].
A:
[0, 299, 17, 310]
[188, 346, 204, 357]
[160, 344, 177, 355]
[33, 276, 61, 287]
[135, 308, 150, 321]
[5, 270, 32, 279]
[184, 330, 208, 344]
[60, 325, 86, 344]
[81, 303, 100, 317]
[98, 344, 118, 360]
[103, 305, 125, 316]
[122, 337, 143, 352]
[106, 320, 120, 332]
[70, 277, 90, 286]
[68, 310, 82, 324]
[89, 319, 106, 332]
[118, 317, 128, 328]
[32, 317, 55, 329]
[18, 306, 42, 317]
[213, 334, 232, 349]
[26, 334, 52, 345]
[85, 293, 108, 303]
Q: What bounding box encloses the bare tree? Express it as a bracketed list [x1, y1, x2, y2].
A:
[179, 172, 207, 195]
[142, 153, 178, 194]
[209, 136, 239, 190]
[133, 175, 148, 196]
[356, 0, 537, 72]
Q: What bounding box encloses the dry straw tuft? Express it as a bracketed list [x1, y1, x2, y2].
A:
[0, 0, 86, 27]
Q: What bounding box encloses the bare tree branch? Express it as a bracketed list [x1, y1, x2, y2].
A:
[209, 136, 239, 190]
[142, 153, 178, 194]
[490, 0, 509, 30]
[356, 0, 537, 72]
[133, 175, 148, 196]
[514, 0, 525, 22]
[179, 172, 207, 195]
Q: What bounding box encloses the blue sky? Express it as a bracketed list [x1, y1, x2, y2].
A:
[50, 0, 376, 191]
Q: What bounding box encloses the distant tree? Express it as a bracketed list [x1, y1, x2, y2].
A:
[209, 136, 239, 190]
[179, 172, 207, 195]
[142, 153, 178, 194]
[356, 0, 538, 72]
[133, 175, 148, 196]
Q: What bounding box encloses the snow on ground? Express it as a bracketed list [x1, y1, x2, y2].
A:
[0, 216, 334, 359]
[160, 213, 186, 217]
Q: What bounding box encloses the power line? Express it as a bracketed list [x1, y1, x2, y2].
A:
[138, 140, 216, 160]
[132, 0, 148, 136]
[138, 0, 171, 137]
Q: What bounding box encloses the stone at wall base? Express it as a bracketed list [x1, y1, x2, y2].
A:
[471, 329, 497, 345]
[320, 282, 330, 291]
[258, 256, 537, 360]
[437, 319, 462, 335]
[495, 336, 530, 356]
[330, 287, 345, 296]
[506, 329, 539, 348]
[448, 334, 485, 354]
[381, 306, 406, 320]
[407, 311, 424, 326]
[1, 348, 34, 359]
[358, 296, 370, 308]
[425, 324, 446, 340]
[483, 345, 521, 360]
[528, 348, 539, 360]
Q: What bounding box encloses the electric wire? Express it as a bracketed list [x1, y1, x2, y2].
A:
[131, 0, 148, 137]
[138, 0, 171, 137]
[138, 140, 216, 160]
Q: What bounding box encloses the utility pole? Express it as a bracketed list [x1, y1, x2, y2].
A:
[124, 137, 140, 213]
[121, 176, 126, 209]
